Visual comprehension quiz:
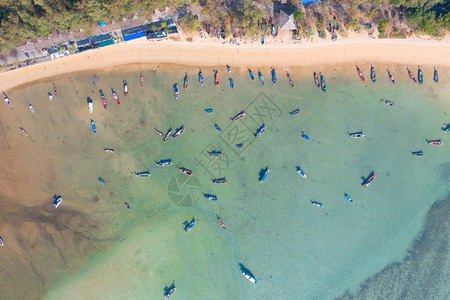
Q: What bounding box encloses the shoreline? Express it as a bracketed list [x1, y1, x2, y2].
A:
[1, 36, 450, 91]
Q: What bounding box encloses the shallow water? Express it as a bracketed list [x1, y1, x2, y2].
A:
[0, 64, 448, 299]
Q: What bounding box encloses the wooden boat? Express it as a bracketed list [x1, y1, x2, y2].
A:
[370, 64, 376, 82]
[232, 111, 245, 122]
[320, 73, 326, 93]
[261, 34, 264, 45]
[215, 124, 222, 132]
[156, 160, 172, 167]
[19, 127, 27, 136]
[314, 72, 320, 87]
[184, 73, 188, 90]
[205, 108, 214, 114]
[230, 78, 234, 89]
[386, 69, 395, 84]
[258, 70, 265, 86]
[104, 148, 114, 153]
[164, 287, 176, 299]
[123, 80, 128, 96]
[112, 89, 120, 104]
[136, 172, 151, 178]
[260, 168, 269, 183]
[91, 119, 96, 133]
[0, 236, 3, 246]
[212, 178, 226, 184]
[172, 127, 185, 139]
[101, 91, 107, 109]
[184, 220, 196, 232]
[249, 69, 254, 80]
[199, 70, 204, 87]
[290, 108, 300, 115]
[88, 99, 94, 113]
[29, 104, 34, 113]
[349, 132, 365, 138]
[407, 67, 417, 83]
[227, 65, 232, 75]
[3, 91, 11, 107]
[356, 65, 365, 83]
[362, 174, 376, 188]
[204, 194, 218, 201]
[255, 124, 266, 137]
[215, 71, 219, 87]
[217, 216, 227, 230]
[434, 67, 438, 83]
[54, 197, 62, 208]
[208, 151, 223, 157]
[154, 128, 164, 137]
[344, 193, 353, 203]
[311, 201, 323, 208]
[140, 73, 144, 86]
[411, 151, 424, 157]
[385, 100, 395, 106]
[418, 66, 423, 84]
[271, 68, 277, 84]
[163, 129, 172, 142]
[286, 71, 295, 88]
[53, 83, 58, 96]
[427, 140, 443, 146]
[99, 177, 106, 184]
[174, 83, 179, 100]
[179, 168, 193, 176]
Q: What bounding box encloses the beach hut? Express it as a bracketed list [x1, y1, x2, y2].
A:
[279, 10, 297, 31]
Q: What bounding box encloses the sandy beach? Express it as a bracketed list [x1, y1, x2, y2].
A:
[1, 34, 450, 91]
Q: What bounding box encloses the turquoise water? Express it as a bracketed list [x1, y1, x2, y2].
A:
[0, 64, 448, 299]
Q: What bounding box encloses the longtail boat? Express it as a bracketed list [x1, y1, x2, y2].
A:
[112, 89, 120, 104]
[174, 83, 179, 100]
[386, 69, 395, 85]
[215, 71, 219, 87]
[249, 69, 254, 80]
[179, 168, 193, 176]
[156, 160, 173, 167]
[20, 127, 27, 136]
[104, 148, 114, 153]
[286, 71, 295, 88]
[204, 194, 218, 201]
[101, 91, 107, 109]
[163, 129, 172, 142]
[320, 73, 326, 93]
[208, 151, 223, 157]
[199, 70, 204, 87]
[258, 70, 265, 86]
[314, 72, 320, 87]
[217, 216, 227, 230]
[255, 124, 266, 137]
[184, 73, 188, 90]
[154, 128, 164, 137]
[3, 91, 11, 107]
[123, 80, 128, 96]
[362, 174, 376, 188]
[356, 65, 365, 83]
[212, 178, 226, 184]
[172, 127, 185, 139]
[164, 288, 176, 299]
[140, 73, 144, 86]
[418, 66, 423, 84]
[271, 68, 277, 84]
[407, 67, 417, 83]
[433, 67, 438, 83]
[370, 64, 376, 82]
[232, 111, 245, 122]
[427, 140, 443, 146]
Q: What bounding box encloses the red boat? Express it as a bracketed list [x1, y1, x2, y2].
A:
[184, 73, 188, 90]
[215, 71, 219, 87]
[123, 80, 128, 96]
[407, 67, 417, 83]
[217, 216, 227, 230]
[363, 174, 376, 188]
[101, 92, 107, 109]
[428, 140, 444, 146]
[179, 168, 193, 176]
[112, 90, 120, 104]
[386, 69, 395, 85]
[356, 65, 365, 83]
[232, 111, 245, 122]
[172, 127, 185, 139]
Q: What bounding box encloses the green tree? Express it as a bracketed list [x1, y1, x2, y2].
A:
[294, 9, 304, 23]
[378, 18, 390, 33]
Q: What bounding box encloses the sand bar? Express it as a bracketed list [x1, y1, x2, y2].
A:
[1, 37, 450, 91]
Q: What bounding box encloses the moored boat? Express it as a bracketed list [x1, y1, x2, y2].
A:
[271, 68, 277, 84]
[88, 99, 94, 113]
[156, 160, 172, 167]
[0, 236, 3, 246]
[217, 216, 227, 230]
[164, 287, 176, 299]
[20, 127, 27, 136]
[370, 64, 376, 82]
[104, 148, 114, 153]
[386, 69, 395, 84]
[349, 132, 365, 138]
[297, 166, 307, 178]
[320, 73, 326, 93]
[99, 177, 106, 184]
[208, 151, 223, 157]
[101, 91, 107, 109]
[411, 151, 424, 157]
[407, 67, 417, 83]
[344, 193, 353, 203]
[255, 124, 266, 137]
[174, 83, 179, 100]
[136, 172, 151, 178]
[215, 71, 220, 87]
[227, 65, 232, 75]
[215, 124, 223, 132]
[242, 270, 257, 284]
[163, 129, 172, 142]
[261, 34, 264, 45]
[204, 194, 218, 201]
[258, 70, 265, 86]
[417, 65, 423, 84]
[433, 67, 438, 83]
[91, 119, 97, 133]
[155, 128, 165, 137]
[286, 71, 294, 88]
[172, 127, 185, 139]
[199, 70, 204, 87]
[54, 196, 62, 208]
[314, 72, 320, 88]
[260, 168, 269, 183]
[249, 69, 254, 80]
[205, 108, 213, 114]
[212, 178, 226, 184]
[427, 140, 443, 146]
[385, 100, 395, 106]
[180, 168, 193, 176]
[230, 78, 234, 89]
[356, 65, 365, 83]
[362, 174, 376, 188]
[184, 73, 188, 90]
[301, 133, 310, 141]
[29, 104, 34, 113]
[290, 108, 300, 115]
[184, 220, 196, 232]
[123, 80, 128, 96]
[124, 202, 130, 209]
[3, 91, 11, 107]
[232, 111, 245, 122]
[53, 83, 58, 96]
[311, 201, 324, 208]
[236, 143, 243, 148]
[112, 89, 120, 104]
[140, 73, 144, 86]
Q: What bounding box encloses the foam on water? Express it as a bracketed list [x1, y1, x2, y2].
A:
[0, 64, 448, 299]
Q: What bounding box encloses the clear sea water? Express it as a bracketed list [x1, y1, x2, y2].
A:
[0, 64, 448, 299]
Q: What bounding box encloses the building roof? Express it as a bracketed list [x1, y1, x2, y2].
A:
[279, 10, 297, 31]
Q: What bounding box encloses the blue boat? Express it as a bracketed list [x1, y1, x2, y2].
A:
[236, 143, 243, 148]
[261, 35, 264, 45]
[434, 67, 438, 83]
[260, 168, 269, 183]
[411, 151, 424, 157]
[205, 108, 214, 113]
[215, 124, 222, 132]
[230, 78, 234, 89]
[242, 269, 257, 284]
[290, 108, 300, 115]
[302, 133, 310, 141]
[271, 68, 277, 84]
[255, 124, 266, 137]
[320, 74, 326, 93]
[344, 193, 353, 203]
[91, 119, 96, 133]
[99, 177, 106, 184]
[184, 220, 196, 232]
[312, 201, 324, 208]
[54, 197, 62, 208]
[204, 194, 218, 201]
[418, 66, 423, 84]
[258, 71, 265, 86]
[249, 69, 254, 80]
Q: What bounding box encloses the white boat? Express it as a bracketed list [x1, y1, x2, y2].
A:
[29, 104, 34, 113]
[49, 93, 53, 101]
[54, 197, 62, 208]
[3, 91, 11, 107]
[88, 100, 94, 114]
[297, 167, 307, 178]
[242, 270, 257, 284]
